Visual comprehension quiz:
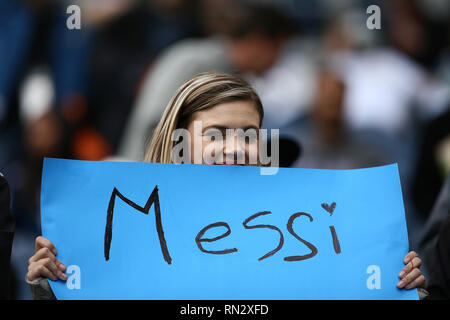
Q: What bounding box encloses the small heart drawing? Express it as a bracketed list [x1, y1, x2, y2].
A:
[321, 202, 336, 216]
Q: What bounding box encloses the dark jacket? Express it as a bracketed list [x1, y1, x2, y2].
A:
[420, 176, 450, 299]
[0, 174, 15, 299]
[425, 214, 450, 299]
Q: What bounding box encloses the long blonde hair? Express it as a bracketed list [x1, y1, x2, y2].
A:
[144, 72, 264, 163]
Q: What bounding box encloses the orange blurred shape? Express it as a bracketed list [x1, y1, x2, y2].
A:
[71, 127, 111, 161]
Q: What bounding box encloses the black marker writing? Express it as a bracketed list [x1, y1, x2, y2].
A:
[321, 202, 336, 216]
[321, 202, 342, 255]
[284, 212, 318, 261]
[195, 222, 238, 255]
[242, 211, 284, 261]
[329, 226, 341, 254]
[104, 185, 172, 264]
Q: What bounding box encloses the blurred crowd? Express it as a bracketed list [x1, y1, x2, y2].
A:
[1, 0, 449, 299]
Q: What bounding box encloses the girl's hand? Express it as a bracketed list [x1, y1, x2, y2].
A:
[26, 236, 68, 282]
[396, 251, 426, 290]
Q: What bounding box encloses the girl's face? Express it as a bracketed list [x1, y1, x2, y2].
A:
[185, 101, 261, 165]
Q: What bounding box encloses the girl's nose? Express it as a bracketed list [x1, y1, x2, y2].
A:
[224, 136, 246, 164]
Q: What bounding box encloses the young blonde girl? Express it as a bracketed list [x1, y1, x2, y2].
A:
[27, 72, 426, 298]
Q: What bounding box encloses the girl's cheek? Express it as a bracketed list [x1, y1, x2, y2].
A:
[247, 140, 259, 165]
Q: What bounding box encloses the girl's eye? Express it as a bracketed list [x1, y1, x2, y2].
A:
[203, 130, 223, 139]
[245, 132, 258, 142]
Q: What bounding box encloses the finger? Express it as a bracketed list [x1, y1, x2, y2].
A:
[35, 236, 57, 255]
[405, 275, 426, 290]
[57, 269, 68, 281]
[28, 250, 67, 281]
[57, 260, 66, 272]
[403, 251, 418, 264]
[399, 257, 422, 278]
[397, 268, 422, 288]
[28, 264, 57, 281]
[55, 261, 68, 280]
[39, 258, 60, 278]
[29, 247, 57, 264]
[41, 258, 67, 281]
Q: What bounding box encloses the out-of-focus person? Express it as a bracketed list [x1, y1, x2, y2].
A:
[320, 0, 450, 250]
[83, 0, 202, 156]
[0, 174, 15, 300]
[419, 176, 450, 299]
[118, 2, 317, 161]
[0, 0, 92, 168]
[291, 69, 387, 169]
[4, 68, 67, 299]
[412, 106, 450, 218]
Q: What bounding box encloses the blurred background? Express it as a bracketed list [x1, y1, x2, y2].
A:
[1, 0, 449, 299]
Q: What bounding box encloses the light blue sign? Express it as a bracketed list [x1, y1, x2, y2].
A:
[40, 158, 418, 300]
